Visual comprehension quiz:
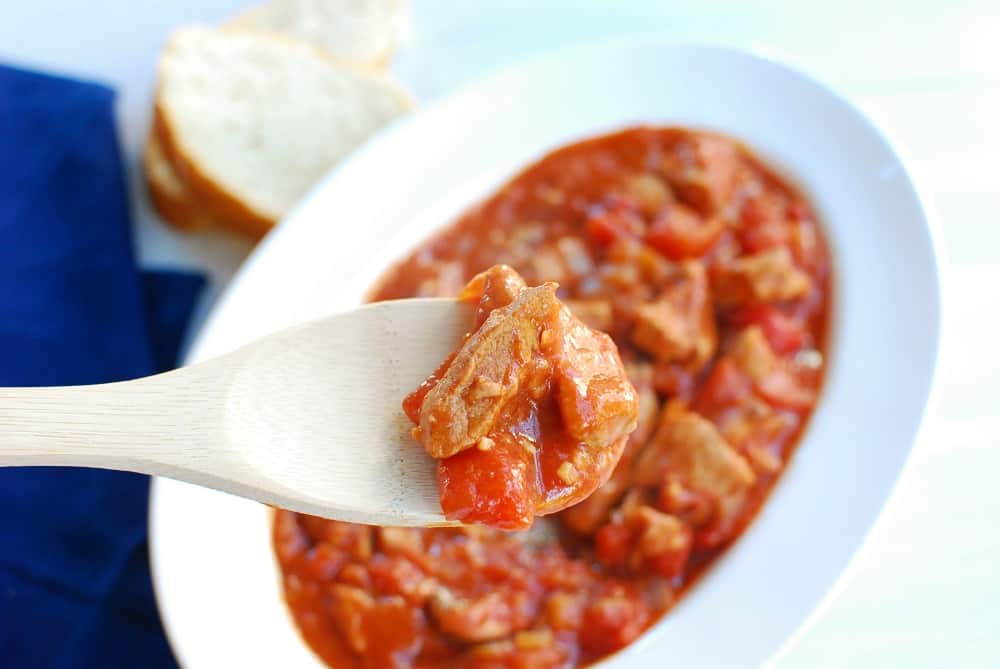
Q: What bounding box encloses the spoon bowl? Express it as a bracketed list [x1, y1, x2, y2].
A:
[0, 298, 473, 526]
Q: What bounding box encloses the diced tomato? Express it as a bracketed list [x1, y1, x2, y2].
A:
[651, 361, 696, 400]
[757, 368, 817, 411]
[645, 204, 723, 260]
[595, 522, 633, 569]
[362, 597, 427, 669]
[584, 196, 645, 245]
[693, 358, 752, 414]
[730, 304, 807, 354]
[368, 555, 427, 604]
[297, 544, 348, 582]
[580, 594, 649, 654]
[647, 528, 693, 581]
[739, 194, 790, 253]
[437, 437, 536, 530]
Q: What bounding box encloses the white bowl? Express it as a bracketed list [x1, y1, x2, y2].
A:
[150, 41, 941, 668]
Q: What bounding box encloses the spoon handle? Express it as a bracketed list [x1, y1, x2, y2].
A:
[0, 367, 237, 481]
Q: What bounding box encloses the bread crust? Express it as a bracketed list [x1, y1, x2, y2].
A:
[153, 103, 275, 240]
[144, 130, 218, 232]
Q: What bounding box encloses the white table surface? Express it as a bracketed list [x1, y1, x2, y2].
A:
[2, 1, 998, 666]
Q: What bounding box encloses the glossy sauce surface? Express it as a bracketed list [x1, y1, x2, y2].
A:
[274, 127, 832, 668]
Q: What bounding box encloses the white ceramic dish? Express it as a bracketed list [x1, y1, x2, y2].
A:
[150, 41, 940, 668]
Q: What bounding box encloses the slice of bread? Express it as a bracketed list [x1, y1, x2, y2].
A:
[155, 26, 414, 229]
[152, 104, 276, 239]
[144, 130, 217, 232]
[228, 0, 407, 68]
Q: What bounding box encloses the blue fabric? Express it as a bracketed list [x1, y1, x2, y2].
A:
[0, 64, 206, 667]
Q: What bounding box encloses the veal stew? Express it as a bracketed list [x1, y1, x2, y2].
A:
[273, 127, 831, 668]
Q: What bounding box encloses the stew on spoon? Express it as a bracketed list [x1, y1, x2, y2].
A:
[404, 264, 639, 530]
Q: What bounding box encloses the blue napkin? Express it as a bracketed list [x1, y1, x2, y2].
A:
[0, 64, 205, 667]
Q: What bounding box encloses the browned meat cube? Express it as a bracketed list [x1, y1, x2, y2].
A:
[711, 247, 812, 307]
[662, 135, 740, 215]
[624, 172, 673, 216]
[559, 362, 659, 535]
[429, 588, 523, 643]
[728, 325, 778, 382]
[714, 395, 797, 475]
[531, 247, 572, 285]
[631, 262, 717, 369]
[329, 584, 375, 654]
[416, 282, 562, 458]
[556, 237, 595, 278]
[564, 298, 614, 332]
[634, 404, 755, 527]
[551, 309, 638, 449]
[545, 591, 586, 630]
[630, 505, 693, 579]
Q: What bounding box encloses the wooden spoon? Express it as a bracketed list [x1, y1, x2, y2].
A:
[0, 299, 474, 527]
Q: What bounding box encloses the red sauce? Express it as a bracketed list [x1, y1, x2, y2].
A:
[273, 126, 832, 668]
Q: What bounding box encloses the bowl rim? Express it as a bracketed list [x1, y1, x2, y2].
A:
[149, 36, 943, 669]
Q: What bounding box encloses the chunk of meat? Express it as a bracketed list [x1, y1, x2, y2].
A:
[368, 554, 435, 605]
[544, 591, 586, 631]
[551, 308, 638, 449]
[563, 298, 613, 332]
[362, 596, 428, 669]
[634, 404, 755, 532]
[726, 326, 819, 410]
[329, 584, 375, 655]
[465, 635, 571, 669]
[560, 362, 659, 535]
[430, 589, 528, 643]
[579, 591, 650, 655]
[407, 265, 639, 529]
[661, 135, 740, 215]
[415, 282, 562, 458]
[556, 237, 595, 278]
[631, 506, 693, 579]
[584, 195, 646, 245]
[711, 247, 812, 307]
[299, 518, 372, 561]
[377, 526, 424, 558]
[730, 303, 808, 354]
[624, 172, 672, 216]
[645, 202, 724, 260]
[622, 362, 661, 450]
[714, 397, 798, 475]
[595, 505, 692, 580]
[728, 325, 778, 382]
[631, 262, 717, 369]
